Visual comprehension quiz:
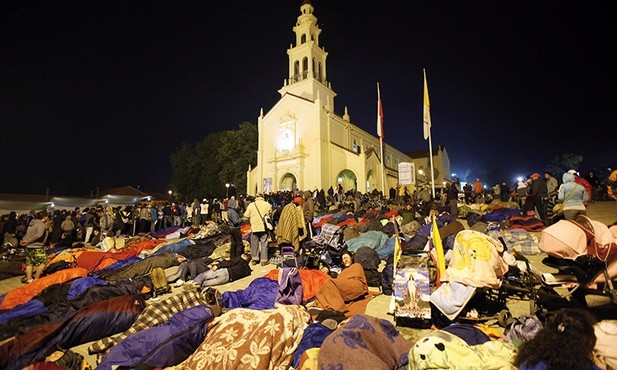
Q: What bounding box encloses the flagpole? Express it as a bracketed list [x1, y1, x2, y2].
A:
[428, 129, 435, 198]
[377, 83, 386, 195]
[423, 69, 436, 198]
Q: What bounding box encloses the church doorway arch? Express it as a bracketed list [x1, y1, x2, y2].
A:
[366, 170, 376, 193]
[335, 169, 357, 193]
[280, 173, 297, 192]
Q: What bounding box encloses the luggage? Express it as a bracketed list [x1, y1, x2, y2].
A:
[276, 245, 303, 305]
[151, 267, 171, 297]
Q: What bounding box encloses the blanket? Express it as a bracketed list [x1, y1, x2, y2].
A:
[409, 330, 517, 369]
[169, 305, 310, 370]
[318, 314, 411, 370]
[314, 263, 369, 316]
[345, 230, 389, 253]
[441, 230, 508, 289]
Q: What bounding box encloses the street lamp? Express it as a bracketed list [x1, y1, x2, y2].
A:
[225, 183, 230, 198]
[168, 190, 173, 201]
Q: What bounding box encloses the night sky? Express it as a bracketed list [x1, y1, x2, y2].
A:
[2, 0, 616, 196]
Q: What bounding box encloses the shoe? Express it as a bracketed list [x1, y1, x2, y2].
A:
[172, 279, 185, 287]
[260, 261, 269, 266]
[251, 260, 259, 266]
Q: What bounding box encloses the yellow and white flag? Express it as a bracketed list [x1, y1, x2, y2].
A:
[423, 69, 431, 140]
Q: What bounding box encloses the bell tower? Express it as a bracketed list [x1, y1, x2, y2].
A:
[278, 1, 336, 106]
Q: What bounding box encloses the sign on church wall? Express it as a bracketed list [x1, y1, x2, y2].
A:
[398, 162, 415, 185]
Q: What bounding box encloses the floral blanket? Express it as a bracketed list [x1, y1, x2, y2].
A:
[169, 305, 310, 370]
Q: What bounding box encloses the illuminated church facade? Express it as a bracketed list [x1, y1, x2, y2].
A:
[246, 1, 450, 195]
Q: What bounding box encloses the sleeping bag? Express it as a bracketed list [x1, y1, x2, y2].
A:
[98, 305, 217, 370]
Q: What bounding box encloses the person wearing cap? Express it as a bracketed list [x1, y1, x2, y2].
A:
[529, 173, 549, 223]
[275, 196, 307, 252]
[226, 197, 244, 259]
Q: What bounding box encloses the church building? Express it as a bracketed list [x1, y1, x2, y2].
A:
[246, 1, 450, 195]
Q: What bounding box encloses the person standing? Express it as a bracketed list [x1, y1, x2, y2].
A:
[447, 181, 460, 218]
[529, 173, 549, 223]
[199, 199, 209, 225]
[2, 211, 18, 248]
[226, 197, 244, 259]
[516, 180, 528, 208]
[473, 178, 483, 202]
[81, 208, 95, 243]
[302, 190, 315, 238]
[544, 172, 559, 198]
[584, 170, 601, 201]
[19, 211, 51, 283]
[463, 182, 473, 204]
[243, 195, 272, 266]
[557, 171, 589, 220]
[608, 169, 617, 203]
[275, 196, 306, 252]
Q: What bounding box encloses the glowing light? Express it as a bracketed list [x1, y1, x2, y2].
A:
[168, 190, 172, 195]
[517, 177, 523, 182]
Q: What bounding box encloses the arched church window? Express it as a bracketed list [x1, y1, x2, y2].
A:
[301, 34, 307, 44]
[302, 57, 308, 79]
[293, 61, 300, 82]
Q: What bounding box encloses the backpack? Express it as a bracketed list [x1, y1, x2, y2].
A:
[150, 267, 171, 297]
[263, 214, 274, 231]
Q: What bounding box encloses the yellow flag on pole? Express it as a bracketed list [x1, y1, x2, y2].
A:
[423, 69, 431, 140]
[431, 215, 446, 276]
[393, 218, 401, 269]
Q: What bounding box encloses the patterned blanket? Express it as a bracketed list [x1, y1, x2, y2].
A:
[318, 314, 411, 370]
[170, 305, 310, 370]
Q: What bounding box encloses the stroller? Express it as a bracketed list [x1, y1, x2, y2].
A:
[537, 215, 617, 318]
[429, 230, 513, 328]
[300, 223, 345, 270]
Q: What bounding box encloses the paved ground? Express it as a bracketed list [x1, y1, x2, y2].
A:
[1, 201, 615, 365]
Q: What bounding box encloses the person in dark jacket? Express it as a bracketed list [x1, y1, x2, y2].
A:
[193, 253, 252, 288]
[529, 173, 549, 223]
[226, 197, 244, 259]
[447, 181, 460, 218]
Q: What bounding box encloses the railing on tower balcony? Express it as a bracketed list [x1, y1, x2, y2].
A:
[289, 72, 327, 85]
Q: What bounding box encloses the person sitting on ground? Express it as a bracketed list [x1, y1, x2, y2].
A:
[514, 308, 601, 370]
[192, 253, 252, 288]
[98, 230, 117, 252]
[310, 250, 368, 316]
